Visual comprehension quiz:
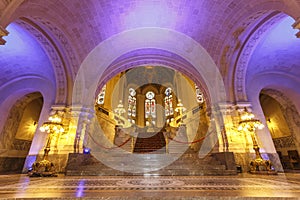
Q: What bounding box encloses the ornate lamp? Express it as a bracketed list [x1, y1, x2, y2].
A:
[114, 100, 126, 125]
[175, 99, 186, 125]
[29, 112, 64, 177]
[238, 108, 275, 173]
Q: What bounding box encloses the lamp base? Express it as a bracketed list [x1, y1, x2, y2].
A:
[249, 170, 278, 175]
[28, 159, 58, 177]
[249, 158, 277, 175]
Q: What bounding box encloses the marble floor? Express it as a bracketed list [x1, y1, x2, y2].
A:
[0, 173, 299, 199]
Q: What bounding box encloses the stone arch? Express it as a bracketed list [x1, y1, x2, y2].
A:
[73, 28, 226, 173]
[74, 27, 225, 118]
[219, 1, 300, 102]
[260, 89, 300, 139]
[21, 16, 81, 104]
[12, 18, 69, 104]
[1, 0, 81, 105]
[3, 17, 78, 105]
[0, 75, 56, 154]
[96, 49, 211, 109]
[246, 72, 300, 113]
[0, 91, 43, 173]
[259, 89, 300, 170]
[232, 12, 289, 102]
[234, 71, 300, 167]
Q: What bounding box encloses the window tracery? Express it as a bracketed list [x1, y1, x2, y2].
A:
[97, 85, 106, 105]
[145, 91, 156, 124]
[128, 88, 136, 124]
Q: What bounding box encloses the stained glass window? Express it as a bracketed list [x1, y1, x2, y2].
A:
[164, 87, 173, 116]
[97, 85, 106, 104]
[145, 91, 156, 119]
[195, 84, 204, 103]
[128, 88, 136, 123]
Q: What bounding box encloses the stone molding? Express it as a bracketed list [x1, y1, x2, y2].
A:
[97, 54, 211, 109]
[31, 16, 80, 81]
[16, 19, 67, 104]
[234, 13, 286, 101]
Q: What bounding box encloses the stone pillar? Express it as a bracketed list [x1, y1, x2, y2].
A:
[219, 103, 233, 152]
[73, 106, 94, 154]
[229, 103, 254, 172]
[136, 94, 145, 127]
[210, 104, 226, 154]
[156, 93, 164, 128]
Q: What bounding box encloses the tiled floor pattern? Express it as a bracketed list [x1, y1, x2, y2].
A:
[0, 173, 299, 199]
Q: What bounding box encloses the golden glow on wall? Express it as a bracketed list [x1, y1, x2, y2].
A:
[260, 94, 291, 138]
[15, 97, 43, 141]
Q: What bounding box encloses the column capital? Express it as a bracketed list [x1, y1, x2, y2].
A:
[234, 102, 253, 113]
[0, 25, 9, 45]
[292, 17, 300, 38]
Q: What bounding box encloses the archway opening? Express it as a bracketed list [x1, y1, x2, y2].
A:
[94, 66, 208, 154]
[260, 92, 300, 171]
[0, 92, 43, 174]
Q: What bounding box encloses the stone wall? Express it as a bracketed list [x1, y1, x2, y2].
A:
[0, 157, 25, 173]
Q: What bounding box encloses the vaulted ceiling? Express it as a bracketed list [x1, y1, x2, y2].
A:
[0, 0, 300, 109]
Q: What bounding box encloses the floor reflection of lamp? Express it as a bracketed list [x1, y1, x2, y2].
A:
[28, 112, 64, 177]
[175, 99, 186, 126]
[238, 108, 276, 174]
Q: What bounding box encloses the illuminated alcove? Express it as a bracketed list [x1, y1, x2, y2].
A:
[94, 66, 209, 153]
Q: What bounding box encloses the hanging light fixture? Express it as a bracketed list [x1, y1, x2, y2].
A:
[114, 100, 126, 125]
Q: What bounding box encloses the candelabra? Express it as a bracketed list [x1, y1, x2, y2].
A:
[29, 112, 64, 177]
[175, 99, 186, 125]
[238, 108, 275, 173]
[114, 100, 126, 125]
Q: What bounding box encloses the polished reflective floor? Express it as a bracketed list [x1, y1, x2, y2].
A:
[0, 173, 300, 199]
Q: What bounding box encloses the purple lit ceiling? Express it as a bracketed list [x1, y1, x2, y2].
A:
[0, 0, 299, 106]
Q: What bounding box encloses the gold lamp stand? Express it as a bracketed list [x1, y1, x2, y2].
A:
[238, 108, 277, 174]
[28, 112, 64, 177]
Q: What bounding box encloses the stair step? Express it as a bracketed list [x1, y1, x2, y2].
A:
[133, 132, 166, 153]
[65, 153, 237, 176]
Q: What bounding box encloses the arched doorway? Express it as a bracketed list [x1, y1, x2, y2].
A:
[68, 27, 231, 175]
[260, 90, 300, 171]
[0, 92, 43, 173]
[94, 66, 208, 154]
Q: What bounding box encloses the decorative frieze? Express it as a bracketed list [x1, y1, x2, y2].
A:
[273, 136, 296, 148]
[234, 13, 286, 101]
[16, 19, 67, 104]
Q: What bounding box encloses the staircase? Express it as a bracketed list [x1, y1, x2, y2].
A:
[65, 151, 237, 176]
[133, 132, 166, 153]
